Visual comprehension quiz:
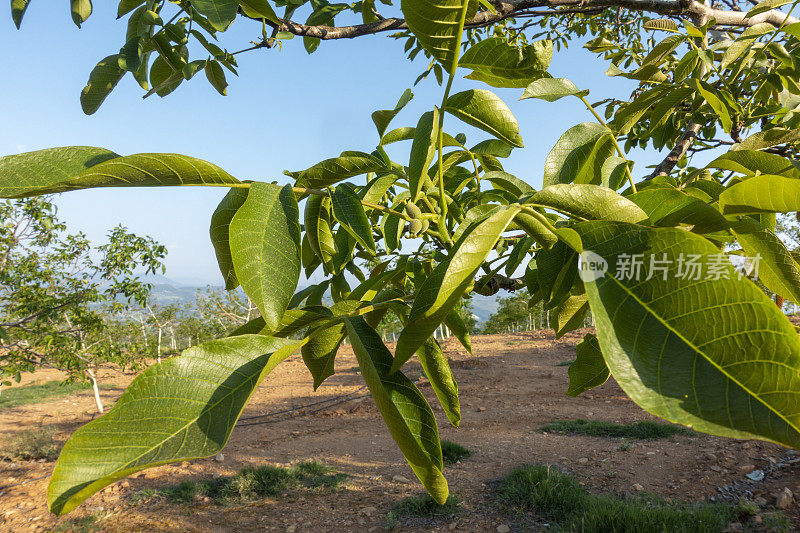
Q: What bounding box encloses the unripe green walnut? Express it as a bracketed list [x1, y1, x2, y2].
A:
[408, 219, 423, 236]
[404, 202, 423, 219]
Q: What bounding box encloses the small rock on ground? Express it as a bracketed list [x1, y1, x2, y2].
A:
[496, 525, 510, 533]
[775, 487, 793, 509]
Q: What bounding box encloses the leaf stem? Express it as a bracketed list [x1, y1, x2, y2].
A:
[292, 186, 411, 221]
[437, 76, 456, 245]
[519, 204, 559, 235]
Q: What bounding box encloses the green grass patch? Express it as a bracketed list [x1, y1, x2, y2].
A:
[554, 359, 575, 367]
[130, 461, 346, 505]
[0, 380, 113, 409]
[386, 494, 461, 529]
[541, 419, 693, 440]
[763, 512, 792, 532]
[441, 440, 471, 465]
[498, 465, 736, 533]
[0, 426, 61, 461]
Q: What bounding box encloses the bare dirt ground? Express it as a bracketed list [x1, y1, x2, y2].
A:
[2, 329, 799, 532]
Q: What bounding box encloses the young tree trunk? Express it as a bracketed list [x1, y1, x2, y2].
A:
[86, 368, 104, 413]
[157, 327, 163, 364]
[138, 312, 149, 351]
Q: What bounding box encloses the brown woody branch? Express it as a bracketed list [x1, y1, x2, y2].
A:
[250, 0, 797, 42]
[647, 122, 702, 179]
[474, 274, 525, 296]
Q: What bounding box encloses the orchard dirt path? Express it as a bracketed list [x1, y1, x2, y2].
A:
[2, 329, 800, 532]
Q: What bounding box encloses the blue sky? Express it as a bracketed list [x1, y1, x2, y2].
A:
[2, 3, 646, 285]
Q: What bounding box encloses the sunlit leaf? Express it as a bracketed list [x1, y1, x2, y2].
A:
[408, 109, 439, 201]
[81, 55, 126, 115]
[11, 0, 32, 28]
[0, 149, 238, 198]
[719, 174, 800, 214]
[190, 0, 238, 31]
[729, 216, 800, 304]
[48, 335, 303, 515]
[210, 187, 249, 290]
[521, 77, 588, 102]
[230, 182, 301, 330]
[445, 89, 523, 148]
[372, 89, 414, 137]
[707, 150, 800, 178]
[529, 184, 648, 224]
[345, 317, 448, 503]
[544, 123, 613, 187]
[401, 0, 476, 74]
[576, 220, 800, 449]
[332, 183, 377, 253]
[286, 152, 385, 189]
[460, 38, 552, 88]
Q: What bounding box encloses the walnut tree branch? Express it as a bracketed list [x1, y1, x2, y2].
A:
[646, 122, 702, 179]
[248, 0, 797, 42]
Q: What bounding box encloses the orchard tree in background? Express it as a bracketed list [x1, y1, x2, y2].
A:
[0, 197, 166, 412]
[5, 0, 800, 516]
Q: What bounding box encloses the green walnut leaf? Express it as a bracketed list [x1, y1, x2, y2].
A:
[719, 174, 800, 214]
[0, 146, 118, 198]
[304, 193, 337, 269]
[0, 149, 238, 198]
[81, 55, 126, 115]
[544, 123, 614, 187]
[416, 337, 461, 427]
[707, 150, 800, 178]
[190, 0, 238, 31]
[373, 89, 414, 138]
[210, 187, 249, 290]
[521, 77, 588, 102]
[331, 183, 377, 253]
[11, 0, 32, 28]
[729, 216, 800, 304]
[529, 184, 648, 224]
[551, 290, 589, 339]
[567, 333, 610, 396]
[575, 220, 800, 449]
[460, 38, 552, 88]
[445, 89, 523, 148]
[629, 188, 728, 233]
[345, 317, 448, 503]
[48, 335, 303, 515]
[286, 152, 385, 189]
[400, 0, 476, 74]
[229, 182, 301, 331]
[408, 109, 439, 201]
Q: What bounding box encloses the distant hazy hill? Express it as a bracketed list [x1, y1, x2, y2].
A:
[468, 294, 499, 323]
[138, 275, 220, 306]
